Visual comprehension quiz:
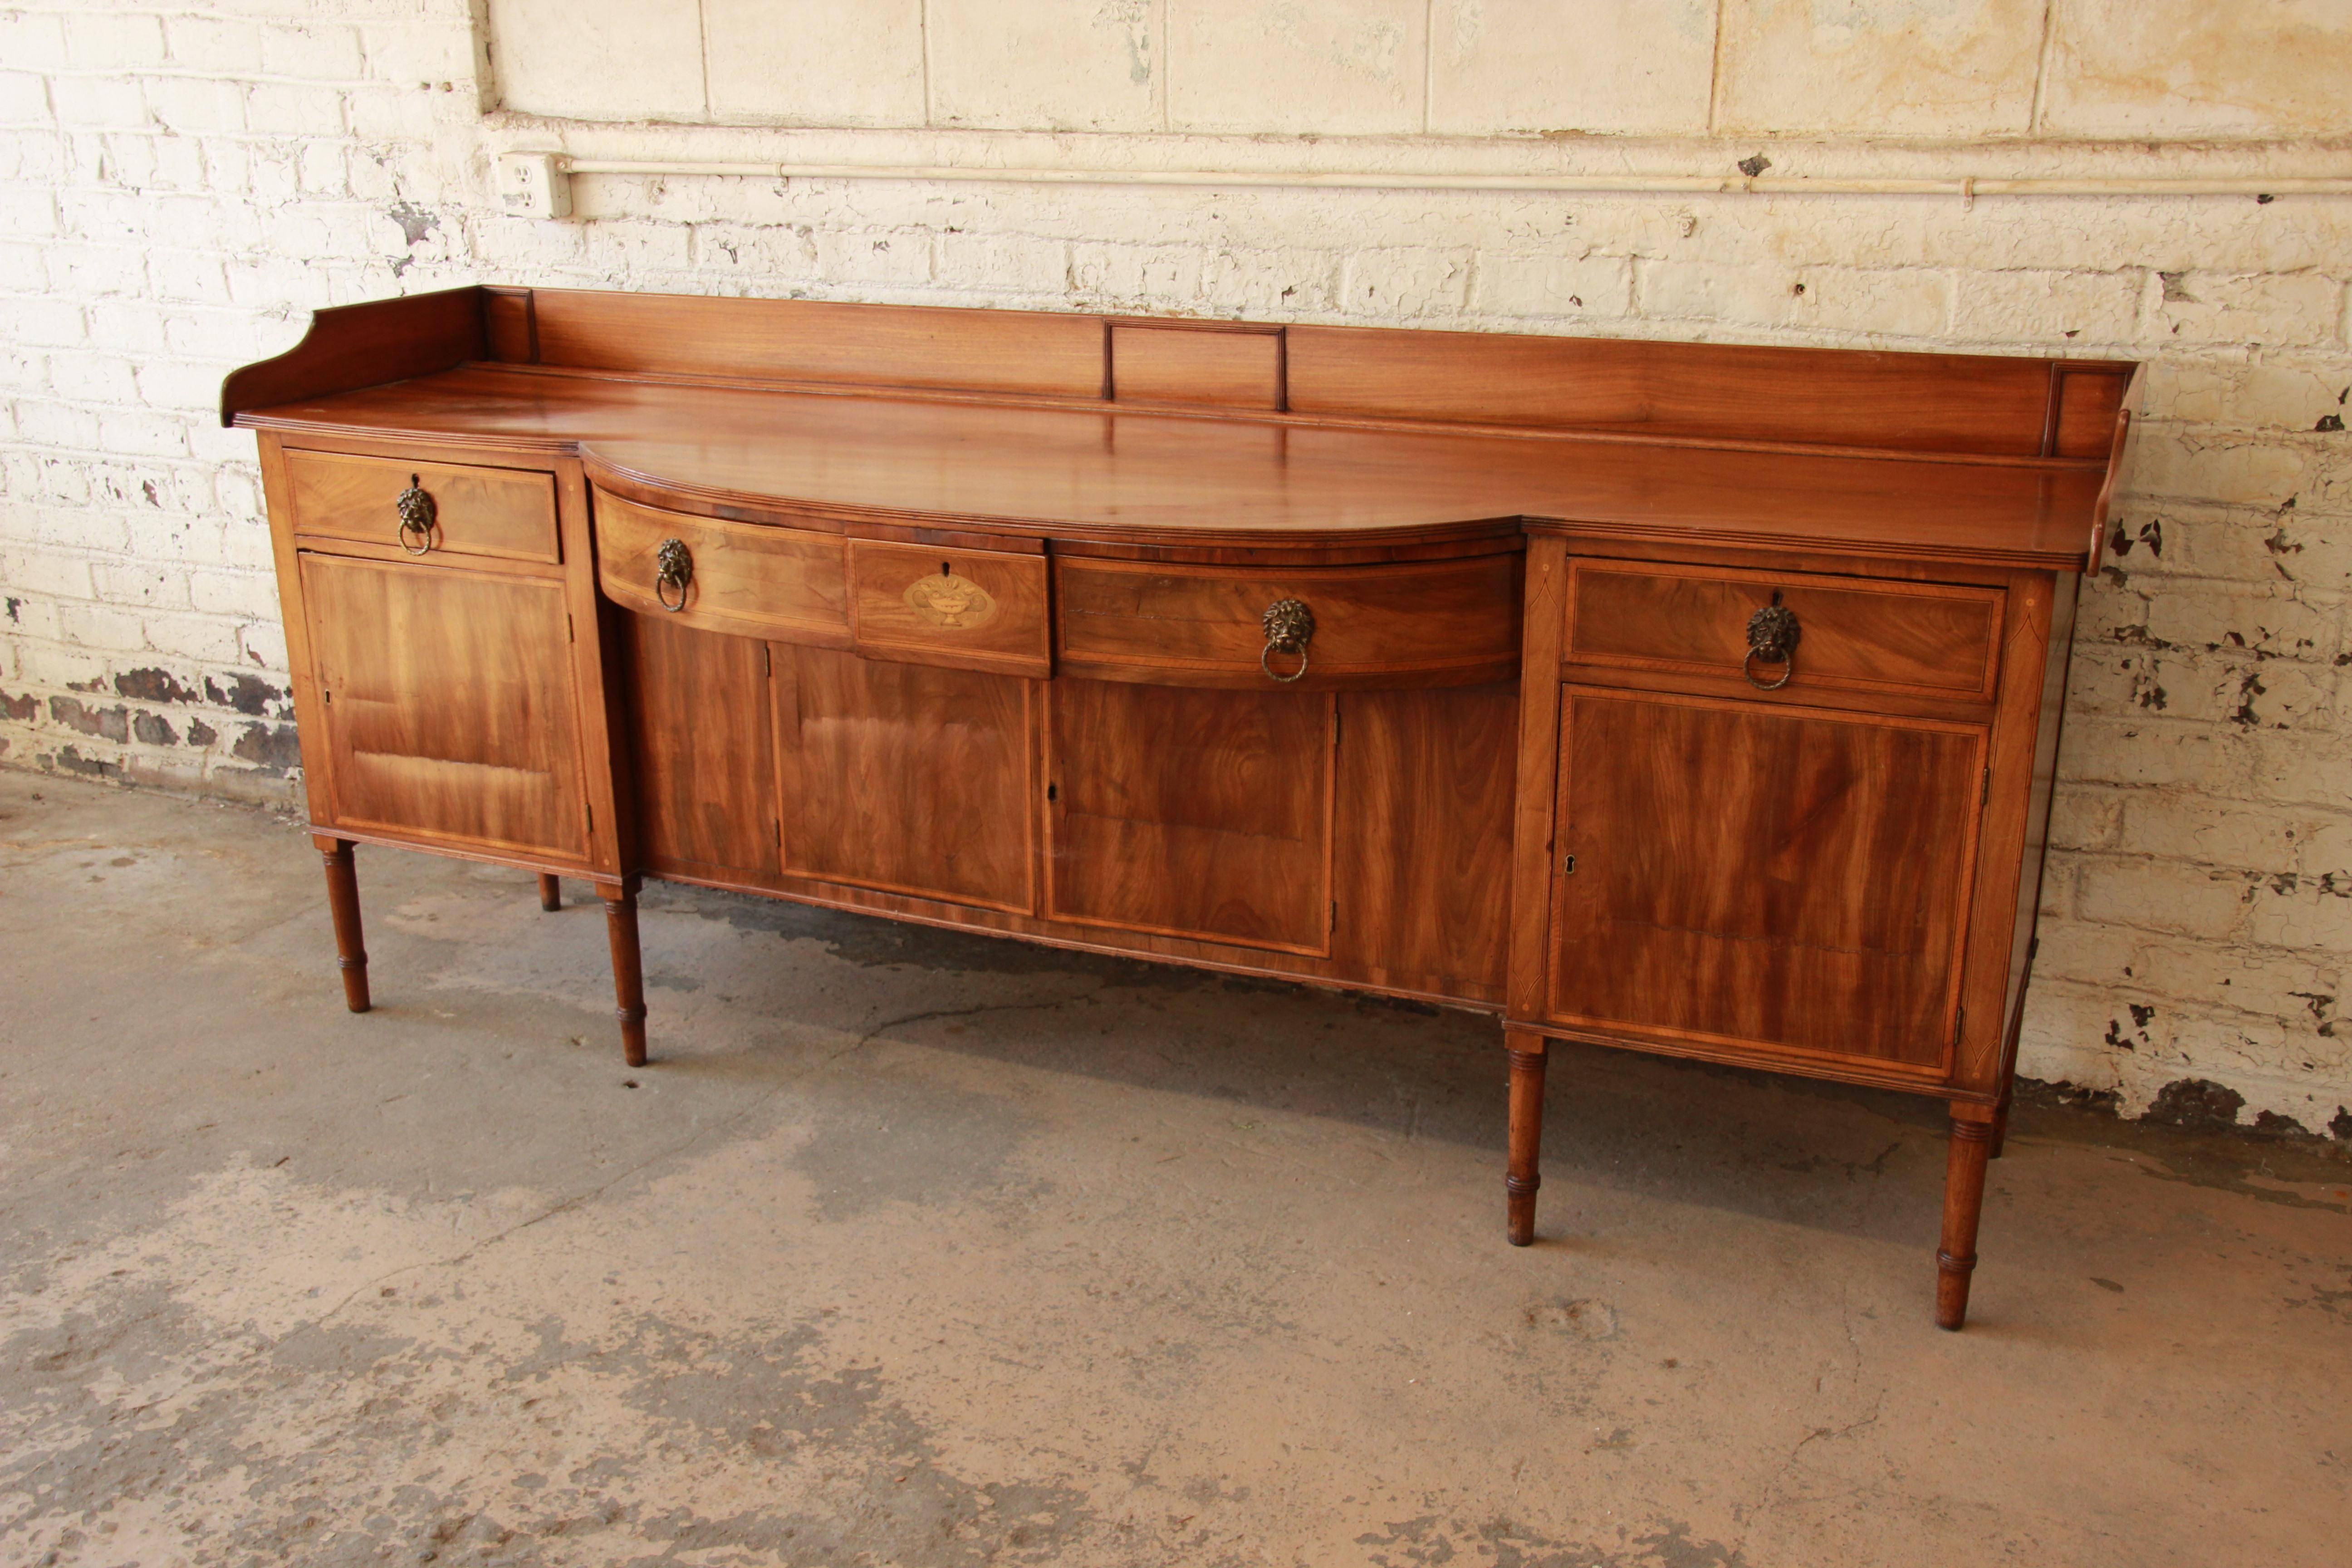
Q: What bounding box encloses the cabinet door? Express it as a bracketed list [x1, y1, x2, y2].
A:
[300, 553, 588, 860]
[1548, 687, 1984, 1073]
[772, 645, 1035, 912]
[1047, 680, 1333, 955]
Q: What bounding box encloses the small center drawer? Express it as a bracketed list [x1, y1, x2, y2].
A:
[1563, 559, 2004, 701]
[848, 538, 1052, 678]
[1056, 552, 1521, 689]
[287, 449, 559, 564]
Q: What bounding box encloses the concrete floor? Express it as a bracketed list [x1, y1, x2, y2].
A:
[0, 772, 2346, 1568]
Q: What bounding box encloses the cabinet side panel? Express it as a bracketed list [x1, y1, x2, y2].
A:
[1332, 684, 1515, 995]
[622, 613, 779, 878]
[256, 433, 334, 825]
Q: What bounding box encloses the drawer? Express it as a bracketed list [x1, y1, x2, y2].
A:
[1563, 559, 2003, 701]
[595, 490, 848, 646]
[288, 449, 559, 564]
[1055, 552, 1521, 689]
[848, 538, 1052, 678]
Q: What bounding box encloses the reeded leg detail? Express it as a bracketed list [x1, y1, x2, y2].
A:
[1936, 1105, 1997, 1331]
[538, 873, 562, 912]
[600, 879, 648, 1068]
[316, 835, 370, 1014]
[1505, 1030, 1549, 1246]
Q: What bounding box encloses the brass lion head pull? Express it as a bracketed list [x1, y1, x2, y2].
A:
[394, 475, 436, 555]
[1261, 598, 1315, 684]
[1744, 599, 1800, 690]
[655, 538, 693, 612]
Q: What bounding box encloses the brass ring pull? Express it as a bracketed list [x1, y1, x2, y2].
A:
[654, 538, 693, 612]
[394, 475, 435, 555]
[1261, 598, 1314, 683]
[1744, 601, 1800, 690]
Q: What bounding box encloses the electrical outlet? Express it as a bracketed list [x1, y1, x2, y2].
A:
[495, 152, 571, 220]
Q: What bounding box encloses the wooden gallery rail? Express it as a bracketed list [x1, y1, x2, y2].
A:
[223, 288, 2136, 1330]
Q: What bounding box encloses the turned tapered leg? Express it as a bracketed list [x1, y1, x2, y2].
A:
[315, 835, 370, 1014]
[599, 880, 647, 1068]
[1936, 1104, 1998, 1330]
[1987, 1078, 2014, 1160]
[1505, 1030, 1549, 1246]
[537, 873, 562, 912]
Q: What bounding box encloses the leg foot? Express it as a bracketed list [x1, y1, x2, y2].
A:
[1505, 1029, 1548, 1246]
[600, 879, 647, 1068]
[315, 836, 370, 1013]
[537, 873, 562, 912]
[1936, 1104, 1997, 1331]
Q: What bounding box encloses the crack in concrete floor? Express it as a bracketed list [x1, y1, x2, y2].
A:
[0, 771, 2346, 1566]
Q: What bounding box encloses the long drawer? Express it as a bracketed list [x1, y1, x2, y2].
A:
[595, 490, 849, 646]
[1563, 559, 2004, 702]
[1055, 551, 1522, 689]
[289, 449, 559, 565]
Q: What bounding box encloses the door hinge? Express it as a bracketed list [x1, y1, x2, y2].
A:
[584, 801, 593, 832]
[775, 816, 784, 845]
[1981, 766, 1991, 808]
[1955, 1005, 1966, 1043]
[566, 612, 575, 643]
[1330, 899, 1338, 933]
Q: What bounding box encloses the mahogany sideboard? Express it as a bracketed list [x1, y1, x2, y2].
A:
[223, 287, 2137, 1330]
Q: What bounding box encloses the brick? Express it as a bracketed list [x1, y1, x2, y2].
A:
[2141, 582, 2339, 663]
[2075, 857, 2252, 941]
[65, 10, 166, 69]
[245, 82, 348, 137]
[48, 76, 149, 133]
[0, 70, 50, 127]
[2150, 271, 2347, 351]
[95, 412, 191, 460]
[264, 24, 366, 80]
[1948, 269, 2143, 346]
[143, 77, 248, 134]
[167, 17, 265, 74]
[1339, 249, 1473, 321]
[1638, 257, 1802, 328]
[1473, 253, 1634, 321]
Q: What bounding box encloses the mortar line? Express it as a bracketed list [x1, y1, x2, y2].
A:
[2029, 0, 2058, 135]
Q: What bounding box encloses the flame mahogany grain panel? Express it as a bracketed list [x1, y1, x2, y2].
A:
[621, 613, 780, 880]
[773, 645, 1037, 914]
[1046, 679, 1335, 955]
[1547, 687, 1986, 1075]
[299, 551, 589, 863]
[1329, 683, 1516, 996]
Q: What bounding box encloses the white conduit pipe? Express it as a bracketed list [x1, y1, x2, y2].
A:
[559, 160, 2352, 198]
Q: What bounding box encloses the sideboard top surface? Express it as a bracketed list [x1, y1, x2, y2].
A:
[226, 286, 2135, 568]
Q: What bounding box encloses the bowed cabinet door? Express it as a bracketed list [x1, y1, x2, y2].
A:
[299, 552, 591, 863]
[1547, 686, 1986, 1080]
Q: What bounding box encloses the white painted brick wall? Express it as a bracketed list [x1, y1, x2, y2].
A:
[3, 0, 2351, 1137]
